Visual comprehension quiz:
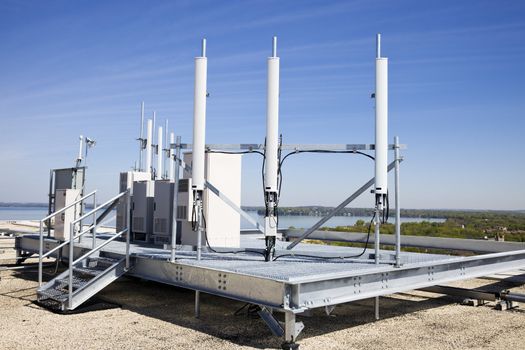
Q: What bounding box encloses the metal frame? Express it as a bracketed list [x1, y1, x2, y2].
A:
[169, 143, 406, 151]
[17, 233, 525, 345]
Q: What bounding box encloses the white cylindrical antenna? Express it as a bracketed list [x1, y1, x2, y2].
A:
[169, 132, 175, 181]
[191, 39, 208, 191]
[265, 37, 280, 193]
[138, 101, 145, 171]
[145, 119, 153, 175]
[192, 39, 208, 191]
[157, 126, 163, 180]
[164, 119, 169, 178]
[375, 33, 388, 196]
[376, 33, 381, 58]
[77, 135, 84, 165]
[201, 38, 207, 57]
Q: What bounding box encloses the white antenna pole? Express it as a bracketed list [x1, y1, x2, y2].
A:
[157, 126, 163, 180]
[373, 33, 388, 320]
[265, 36, 279, 193]
[76, 135, 84, 166]
[165, 119, 169, 178]
[376, 33, 381, 58]
[375, 33, 388, 201]
[192, 38, 207, 192]
[138, 101, 145, 171]
[145, 119, 153, 176]
[192, 38, 208, 263]
[263, 36, 280, 261]
[169, 132, 175, 181]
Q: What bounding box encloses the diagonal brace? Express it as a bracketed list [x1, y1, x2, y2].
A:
[286, 159, 402, 250]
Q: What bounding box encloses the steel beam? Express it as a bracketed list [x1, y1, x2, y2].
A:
[282, 229, 525, 253]
[169, 143, 407, 151]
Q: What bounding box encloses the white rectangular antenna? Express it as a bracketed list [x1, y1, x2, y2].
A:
[264, 36, 280, 193]
[164, 119, 169, 178]
[192, 38, 208, 191]
[375, 33, 388, 197]
[169, 132, 175, 181]
[145, 119, 153, 175]
[157, 126, 163, 180]
[138, 101, 145, 171]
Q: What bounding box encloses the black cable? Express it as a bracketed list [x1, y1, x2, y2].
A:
[279, 149, 375, 169]
[385, 190, 390, 223]
[261, 139, 267, 206]
[206, 150, 265, 157]
[272, 212, 376, 261]
[199, 205, 266, 258]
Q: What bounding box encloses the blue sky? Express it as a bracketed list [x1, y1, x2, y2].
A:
[0, 0, 524, 210]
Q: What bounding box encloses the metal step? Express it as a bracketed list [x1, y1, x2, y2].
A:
[87, 256, 119, 268]
[73, 266, 105, 277]
[55, 275, 92, 290]
[38, 287, 68, 303]
[37, 256, 129, 312]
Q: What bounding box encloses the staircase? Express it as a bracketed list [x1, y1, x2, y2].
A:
[37, 255, 128, 311]
[37, 190, 131, 312]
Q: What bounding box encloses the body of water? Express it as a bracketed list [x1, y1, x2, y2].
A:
[0, 207, 444, 229]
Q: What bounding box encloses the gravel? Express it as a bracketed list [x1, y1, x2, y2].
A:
[1, 235, 525, 350]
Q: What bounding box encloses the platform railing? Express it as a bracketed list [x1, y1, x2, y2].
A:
[38, 190, 97, 286]
[66, 190, 130, 309]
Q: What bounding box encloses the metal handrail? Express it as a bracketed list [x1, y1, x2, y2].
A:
[71, 228, 127, 266]
[40, 223, 96, 260]
[41, 190, 97, 222]
[67, 190, 130, 309]
[38, 190, 97, 286]
[71, 191, 127, 226]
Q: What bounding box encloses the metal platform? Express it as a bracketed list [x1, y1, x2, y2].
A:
[15, 232, 525, 346]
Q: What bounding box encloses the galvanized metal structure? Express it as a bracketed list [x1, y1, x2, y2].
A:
[8, 34, 525, 350]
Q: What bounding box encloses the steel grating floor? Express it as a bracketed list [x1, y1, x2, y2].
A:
[54, 232, 452, 283]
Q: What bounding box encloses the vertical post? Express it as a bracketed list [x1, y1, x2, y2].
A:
[170, 136, 181, 262]
[195, 290, 201, 318]
[68, 221, 74, 309]
[157, 126, 163, 180]
[38, 220, 43, 286]
[394, 136, 401, 267]
[138, 101, 145, 171]
[126, 190, 131, 270]
[264, 36, 280, 261]
[164, 120, 169, 179]
[145, 119, 153, 176]
[192, 38, 208, 261]
[76, 135, 84, 167]
[47, 169, 54, 237]
[196, 194, 203, 261]
[168, 133, 175, 181]
[152, 112, 156, 176]
[373, 33, 387, 321]
[92, 192, 97, 250]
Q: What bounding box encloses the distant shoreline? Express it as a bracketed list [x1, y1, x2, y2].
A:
[1, 203, 523, 216]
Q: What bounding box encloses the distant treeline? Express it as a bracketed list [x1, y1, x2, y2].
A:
[0, 202, 96, 209]
[326, 212, 525, 243]
[0, 203, 48, 208]
[242, 206, 525, 220]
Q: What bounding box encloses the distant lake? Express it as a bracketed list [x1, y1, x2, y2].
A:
[0, 206, 444, 229]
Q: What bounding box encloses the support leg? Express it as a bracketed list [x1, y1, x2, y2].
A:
[281, 311, 303, 350]
[375, 296, 380, 320]
[195, 290, 200, 318]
